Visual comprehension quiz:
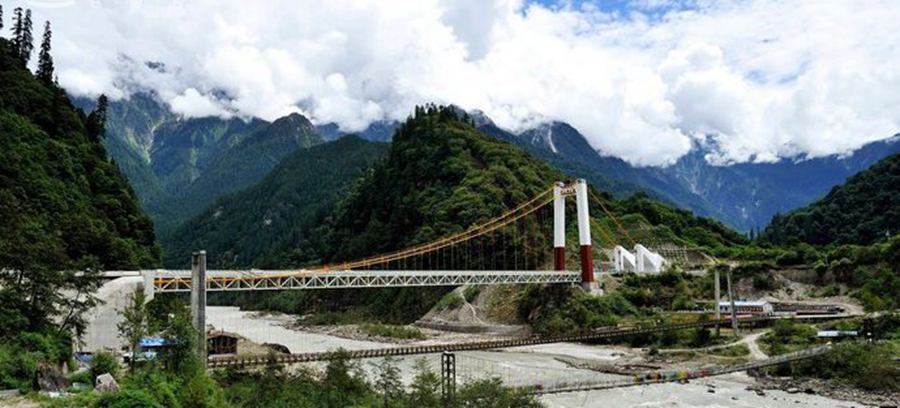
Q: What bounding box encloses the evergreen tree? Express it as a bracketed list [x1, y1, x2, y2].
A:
[20, 9, 32, 67]
[36, 21, 53, 85]
[9, 7, 22, 58]
[86, 94, 109, 141]
[117, 290, 148, 373]
[1, 2, 4, 31]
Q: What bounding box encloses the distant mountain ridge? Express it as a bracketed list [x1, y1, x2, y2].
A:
[494, 117, 900, 232]
[84, 93, 900, 235]
[73, 94, 325, 234]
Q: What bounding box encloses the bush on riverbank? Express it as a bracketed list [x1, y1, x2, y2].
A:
[360, 323, 426, 340]
[774, 342, 900, 392]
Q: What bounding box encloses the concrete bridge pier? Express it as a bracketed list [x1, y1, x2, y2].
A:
[190, 251, 208, 360]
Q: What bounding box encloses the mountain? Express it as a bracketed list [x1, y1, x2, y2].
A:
[324, 106, 563, 261]
[74, 95, 327, 234]
[162, 136, 387, 268]
[0, 38, 159, 271]
[316, 120, 400, 142]
[151, 113, 324, 233]
[496, 119, 900, 232]
[763, 153, 900, 246]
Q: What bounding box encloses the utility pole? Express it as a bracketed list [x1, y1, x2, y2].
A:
[726, 266, 739, 337]
[190, 250, 207, 361]
[714, 267, 721, 337]
[441, 352, 456, 404]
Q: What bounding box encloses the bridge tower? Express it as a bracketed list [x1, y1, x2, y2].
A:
[553, 182, 566, 271]
[575, 179, 599, 293]
[555, 179, 599, 293]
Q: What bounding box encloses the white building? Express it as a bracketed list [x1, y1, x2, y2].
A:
[717, 300, 774, 315]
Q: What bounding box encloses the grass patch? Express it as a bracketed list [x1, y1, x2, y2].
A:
[707, 343, 750, 357]
[463, 286, 482, 303]
[360, 323, 426, 340]
[435, 291, 464, 311]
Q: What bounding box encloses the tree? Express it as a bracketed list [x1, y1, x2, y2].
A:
[1, 2, 4, 31]
[9, 7, 22, 58]
[408, 358, 441, 407]
[160, 310, 200, 377]
[20, 9, 33, 67]
[373, 357, 402, 408]
[86, 94, 109, 141]
[36, 21, 53, 85]
[118, 290, 149, 373]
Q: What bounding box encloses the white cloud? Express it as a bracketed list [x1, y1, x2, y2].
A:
[12, 0, 900, 166]
[168, 88, 232, 119]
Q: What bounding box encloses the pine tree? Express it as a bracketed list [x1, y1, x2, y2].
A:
[36, 21, 54, 85]
[9, 7, 22, 58]
[86, 94, 109, 141]
[20, 9, 33, 67]
[1, 2, 5, 31]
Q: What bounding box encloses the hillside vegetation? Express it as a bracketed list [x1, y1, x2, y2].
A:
[163, 136, 387, 268]
[764, 153, 900, 246]
[0, 35, 159, 390]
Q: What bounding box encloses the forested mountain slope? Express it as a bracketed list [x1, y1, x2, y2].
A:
[763, 153, 900, 246]
[73, 95, 326, 234]
[163, 136, 387, 268]
[0, 38, 160, 272]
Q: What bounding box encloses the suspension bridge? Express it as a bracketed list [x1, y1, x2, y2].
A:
[87, 179, 726, 368]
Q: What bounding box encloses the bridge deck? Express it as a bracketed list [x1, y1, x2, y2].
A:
[144, 270, 582, 292]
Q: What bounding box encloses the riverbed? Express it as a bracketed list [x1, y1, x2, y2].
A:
[206, 306, 871, 407]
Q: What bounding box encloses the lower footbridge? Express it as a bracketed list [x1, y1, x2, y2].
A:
[205, 315, 828, 368]
[530, 344, 835, 395]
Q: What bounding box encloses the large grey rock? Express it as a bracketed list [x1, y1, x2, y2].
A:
[95, 373, 119, 394]
[33, 362, 71, 393]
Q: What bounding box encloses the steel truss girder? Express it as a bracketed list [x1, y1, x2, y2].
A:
[153, 270, 582, 293]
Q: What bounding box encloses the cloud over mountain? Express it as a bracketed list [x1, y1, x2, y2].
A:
[17, 0, 900, 166]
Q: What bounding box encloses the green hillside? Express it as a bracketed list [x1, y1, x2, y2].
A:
[0, 34, 159, 389]
[162, 136, 386, 268]
[153, 113, 325, 233]
[764, 153, 900, 246]
[0, 38, 159, 271]
[325, 106, 562, 261]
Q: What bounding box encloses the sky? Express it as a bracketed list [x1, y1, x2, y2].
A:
[7, 0, 900, 166]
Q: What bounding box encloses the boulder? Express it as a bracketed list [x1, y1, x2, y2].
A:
[33, 362, 71, 393]
[263, 343, 291, 355]
[95, 373, 119, 394]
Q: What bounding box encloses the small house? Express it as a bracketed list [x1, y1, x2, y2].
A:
[208, 332, 238, 355]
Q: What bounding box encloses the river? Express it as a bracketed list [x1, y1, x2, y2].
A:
[207, 306, 870, 407]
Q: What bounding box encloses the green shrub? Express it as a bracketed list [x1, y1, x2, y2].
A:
[96, 389, 164, 408]
[689, 327, 712, 348]
[90, 351, 121, 382]
[360, 323, 426, 340]
[463, 286, 482, 303]
[435, 291, 464, 311]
